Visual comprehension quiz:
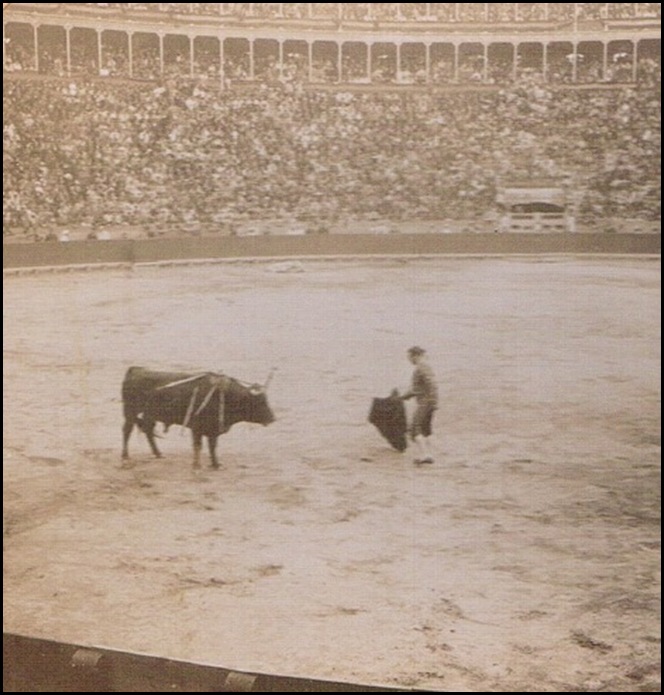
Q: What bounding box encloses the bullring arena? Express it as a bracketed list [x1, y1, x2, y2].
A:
[3, 248, 661, 692]
[3, 1, 662, 692]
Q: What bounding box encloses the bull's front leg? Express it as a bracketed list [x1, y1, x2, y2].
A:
[207, 436, 220, 469]
[192, 430, 203, 469]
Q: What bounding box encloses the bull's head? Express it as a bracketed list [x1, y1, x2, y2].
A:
[248, 368, 277, 410]
[247, 386, 275, 426]
[225, 370, 276, 428]
[246, 370, 276, 425]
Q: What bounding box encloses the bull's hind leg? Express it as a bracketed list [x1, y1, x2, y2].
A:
[122, 419, 134, 461]
[142, 419, 163, 458]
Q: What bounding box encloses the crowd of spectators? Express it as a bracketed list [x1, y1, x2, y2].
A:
[70, 3, 661, 23]
[3, 71, 660, 237]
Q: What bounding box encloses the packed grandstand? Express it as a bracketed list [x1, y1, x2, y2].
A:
[2, 3, 661, 239]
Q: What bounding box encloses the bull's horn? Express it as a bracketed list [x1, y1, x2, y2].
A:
[263, 368, 277, 390]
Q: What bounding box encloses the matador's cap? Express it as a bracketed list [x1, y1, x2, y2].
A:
[407, 346, 426, 356]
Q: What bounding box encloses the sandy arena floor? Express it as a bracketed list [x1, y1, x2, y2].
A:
[3, 256, 661, 692]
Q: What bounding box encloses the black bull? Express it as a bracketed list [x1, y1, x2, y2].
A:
[122, 367, 275, 468]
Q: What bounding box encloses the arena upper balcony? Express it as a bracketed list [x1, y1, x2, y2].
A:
[3, 3, 661, 87]
[4, 3, 663, 32]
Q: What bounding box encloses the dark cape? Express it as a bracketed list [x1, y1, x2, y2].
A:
[368, 391, 408, 452]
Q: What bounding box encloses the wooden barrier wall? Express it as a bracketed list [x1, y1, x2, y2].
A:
[3, 233, 661, 270]
[3, 633, 427, 693]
